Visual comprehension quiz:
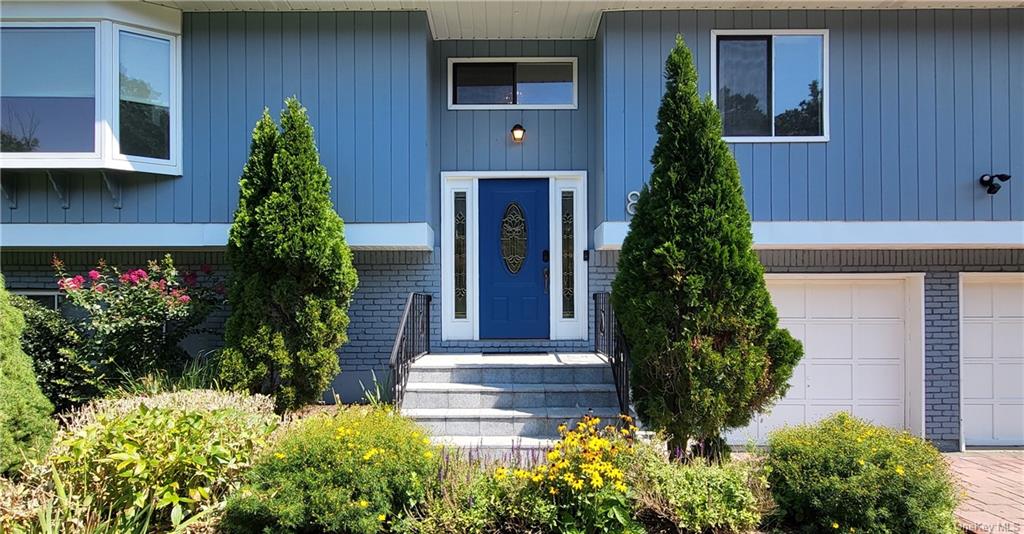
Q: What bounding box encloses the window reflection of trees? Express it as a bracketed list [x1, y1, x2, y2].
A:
[119, 67, 169, 159]
[1, 108, 41, 152]
[718, 87, 771, 136]
[775, 80, 823, 137]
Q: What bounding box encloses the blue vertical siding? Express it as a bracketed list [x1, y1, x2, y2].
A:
[2, 11, 434, 226]
[434, 40, 593, 174]
[596, 9, 1023, 223]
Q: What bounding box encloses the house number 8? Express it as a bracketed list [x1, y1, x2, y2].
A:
[626, 191, 640, 215]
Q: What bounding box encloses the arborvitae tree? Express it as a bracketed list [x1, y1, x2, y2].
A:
[612, 37, 803, 459]
[0, 276, 56, 476]
[220, 98, 358, 413]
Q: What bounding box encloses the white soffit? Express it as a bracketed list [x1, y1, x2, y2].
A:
[139, 0, 1024, 40]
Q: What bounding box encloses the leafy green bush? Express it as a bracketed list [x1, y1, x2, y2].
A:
[15, 390, 278, 532]
[414, 451, 557, 534]
[764, 413, 959, 534]
[52, 255, 219, 387]
[611, 35, 802, 457]
[628, 441, 764, 533]
[9, 295, 97, 412]
[0, 277, 56, 477]
[220, 97, 358, 413]
[222, 408, 435, 534]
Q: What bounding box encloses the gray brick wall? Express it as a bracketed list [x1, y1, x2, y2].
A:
[4, 247, 1020, 448]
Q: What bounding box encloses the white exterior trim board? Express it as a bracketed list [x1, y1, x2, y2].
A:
[594, 221, 1024, 250]
[0, 222, 435, 250]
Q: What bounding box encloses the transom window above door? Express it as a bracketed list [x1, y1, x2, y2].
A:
[448, 58, 577, 110]
[712, 30, 828, 142]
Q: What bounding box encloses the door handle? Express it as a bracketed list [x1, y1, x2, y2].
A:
[543, 267, 550, 294]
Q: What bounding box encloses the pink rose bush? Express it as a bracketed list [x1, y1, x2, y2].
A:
[51, 254, 221, 385]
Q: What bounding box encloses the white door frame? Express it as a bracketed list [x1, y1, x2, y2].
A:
[958, 272, 1024, 451]
[763, 273, 926, 439]
[440, 170, 589, 341]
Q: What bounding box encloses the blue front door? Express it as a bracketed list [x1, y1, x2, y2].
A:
[479, 179, 550, 339]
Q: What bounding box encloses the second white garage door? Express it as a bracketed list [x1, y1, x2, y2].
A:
[961, 275, 1024, 447]
[727, 276, 924, 444]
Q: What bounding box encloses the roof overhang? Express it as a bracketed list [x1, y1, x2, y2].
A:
[139, 0, 1024, 40]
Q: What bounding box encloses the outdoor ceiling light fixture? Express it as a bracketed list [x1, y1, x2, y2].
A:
[510, 124, 526, 144]
[979, 173, 1011, 195]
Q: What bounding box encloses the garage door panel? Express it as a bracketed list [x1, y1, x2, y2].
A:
[855, 364, 903, 400]
[805, 324, 853, 359]
[807, 404, 854, 424]
[963, 284, 993, 317]
[994, 405, 1024, 441]
[964, 404, 994, 441]
[961, 322, 994, 358]
[785, 364, 806, 400]
[854, 323, 905, 359]
[808, 364, 853, 400]
[854, 283, 905, 319]
[806, 285, 852, 318]
[855, 405, 904, 429]
[993, 284, 1024, 317]
[993, 321, 1024, 358]
[963, 363, 994, 400]
[994, 364, 1024, 400]
[770, 284, 806, 318]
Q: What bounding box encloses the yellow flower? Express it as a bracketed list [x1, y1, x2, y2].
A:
[548, 487, 558, 495]
[494, 467, 509, 480]
[423, 451, 434, 459]
[569, 479, 584, 490]
[358, 499, 369, 509]
[547, 450, 562, 462]
[832, 522, 839, 529]
[274, 452, 287, 460]
[895, 465, 905, 476]
[378, 514, 386, 521]
[857, 459, 865, 466]
[614, 481, 628, 492]
[421, 437, 431, 445]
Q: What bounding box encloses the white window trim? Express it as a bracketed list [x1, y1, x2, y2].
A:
[711, 29, 830, 144]
[109, 23, 182, 174]
[10, 289, 62, 311]
[447, 57, 579, 111]
[0, 18, 182, 175]
[441, 170, 588, 341]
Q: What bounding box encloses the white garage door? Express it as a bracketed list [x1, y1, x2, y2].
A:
[962, 276, 1024, 447]
[728, 277, 921, 444]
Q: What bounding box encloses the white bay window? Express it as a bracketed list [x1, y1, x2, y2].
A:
[0, 8, 181, 175]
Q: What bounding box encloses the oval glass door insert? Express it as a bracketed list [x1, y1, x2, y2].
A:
[501, 202, 527, 274]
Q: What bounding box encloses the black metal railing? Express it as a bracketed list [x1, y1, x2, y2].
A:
[389, 292, 432, 407]
[593, 292, 630, 415]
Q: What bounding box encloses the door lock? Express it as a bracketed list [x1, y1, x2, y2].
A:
[542, 249, 550, 262]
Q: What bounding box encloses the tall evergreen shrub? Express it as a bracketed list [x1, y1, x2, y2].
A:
[0, 277, 56, 476]
[611, 37, 803, 456]
[219, 98, 358, 412]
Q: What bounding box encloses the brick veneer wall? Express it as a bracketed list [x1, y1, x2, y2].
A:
[3, 247, 1020, 448]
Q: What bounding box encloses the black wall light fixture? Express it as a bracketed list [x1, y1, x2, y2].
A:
[979, 173, 1011, 195]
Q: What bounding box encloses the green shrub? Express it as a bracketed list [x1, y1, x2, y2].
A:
[414, 451, 557, 534]
[9, 295, 97, 412]
[220, 97, 358, 413]
[222, 408, 435, 534]
[611, 35, 802, 458]
[628, 442, 764, 533]
[764, 413, 959, 534]
[18, 390, 278, 531]
[0, 277, 56, 477]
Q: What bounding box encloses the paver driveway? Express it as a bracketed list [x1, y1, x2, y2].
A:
[946, 451, 1023, 534]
